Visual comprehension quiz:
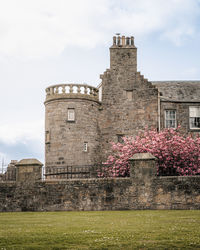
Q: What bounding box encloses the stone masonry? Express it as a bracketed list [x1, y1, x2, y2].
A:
[152, 81, 200, 135]
[44, 36, 160, 175]
[45, 95, 101, 175]
[44, 35, 200, 177]
[1, 35, 200, 212]
[99, 36, 158, 159]
[44, 36, 200, 176]
[0, 154, 199, 211]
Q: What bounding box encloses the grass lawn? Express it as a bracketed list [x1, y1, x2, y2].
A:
[0, 210, 200, 249]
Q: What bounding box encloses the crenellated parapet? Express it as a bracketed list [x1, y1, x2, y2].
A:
[45, 83, 99, 103]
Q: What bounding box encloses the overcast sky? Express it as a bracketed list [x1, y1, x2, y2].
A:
[0, 0, 200, 166]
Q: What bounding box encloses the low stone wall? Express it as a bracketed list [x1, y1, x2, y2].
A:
[0, 154, 200, 212]
[0, 177, 200, 212]
[153, 176, 200, 210]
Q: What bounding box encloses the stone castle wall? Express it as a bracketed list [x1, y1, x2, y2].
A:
[44, 36, 160, 171]
[1, 36, 200, 212]
[99, 36, 158, 160]
[0, 174, 199, 212]
[1, 177, 200, 212]
[44, 36, 200, 173]
[45, 84, 101, 173]
[0, 154, 199, 212]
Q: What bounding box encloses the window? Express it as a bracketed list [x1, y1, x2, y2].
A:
[165, 110, 176, 128]
[68, 109, 75, 121]
[189, 106, 200, 129]
[126, 90, 133, 101]
[45, 131, 50, 144]
[117, 134, 125, 143]
[83, 142, 88, 152]
[99, 86, 102, 102]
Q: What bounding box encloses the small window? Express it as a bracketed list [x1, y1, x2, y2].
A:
[99, 86, 102, 102]
[83, 142, 88, 152]
[126, 90, 133, 101]
[189, 106, 200, 129]
[68, 109, 75, 121]
[165, 110, 176, 128]
[45, 131, 50, 144]
[117, 134, 125, 143]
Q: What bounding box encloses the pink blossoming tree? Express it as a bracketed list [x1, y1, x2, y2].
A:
[99, 128, 200, 177]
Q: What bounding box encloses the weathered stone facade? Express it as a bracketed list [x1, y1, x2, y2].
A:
[44, 36, 200, 175]
[45, 93, 101, 173]
[44, 36, 160, 173]
[1, 160, 17, 181]
[152, 81, 200, 135]
[15, 159, 43, 182]
[0, 154, 199, 211]
[99, 37, 158, 159]
[1, 36, 200, 212]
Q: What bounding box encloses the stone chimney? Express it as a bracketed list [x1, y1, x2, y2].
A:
[110, 35, 137, 72]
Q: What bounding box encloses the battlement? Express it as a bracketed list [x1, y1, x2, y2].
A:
[45, 83, 99, 103]
[111, 35, 136, 48]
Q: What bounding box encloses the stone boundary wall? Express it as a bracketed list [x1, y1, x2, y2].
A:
[0, 154, 199, 212]
[0, 176, 199, 212]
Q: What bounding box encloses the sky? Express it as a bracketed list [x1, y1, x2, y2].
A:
[0, 0, 200, 167]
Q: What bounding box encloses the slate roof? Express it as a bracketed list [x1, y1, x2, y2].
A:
[152, 81, 200, 102]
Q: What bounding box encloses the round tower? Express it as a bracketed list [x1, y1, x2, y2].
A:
[44, 83, 101, 178]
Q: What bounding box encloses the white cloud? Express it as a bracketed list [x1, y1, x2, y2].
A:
[0, 0, 199, 59]
[0, 0, 199, 162]
[0, 120, 43, 145]
[0, 120, 44, 163]
[107, 0, 199, 44]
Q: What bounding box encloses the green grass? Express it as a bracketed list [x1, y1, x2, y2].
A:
[0, 210, 200, 249]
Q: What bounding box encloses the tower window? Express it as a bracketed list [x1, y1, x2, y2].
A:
[126, 90, 133, 101]
[117, 134, 125, 143]
[99, 85, 102, 102]
[83, 142, 88, 152]
[45, 131, 50, 144]
[165, 110, 176, 128]
[189, 106, 200, 129]
[68, 109, 75, 121]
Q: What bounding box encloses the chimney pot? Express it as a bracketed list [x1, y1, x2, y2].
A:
[122, 36, 125, 46]
[113, 36, 116, 45]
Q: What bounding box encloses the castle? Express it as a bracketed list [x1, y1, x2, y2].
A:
[44, 35, 200, 178]
[0, 35, 200, 212]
